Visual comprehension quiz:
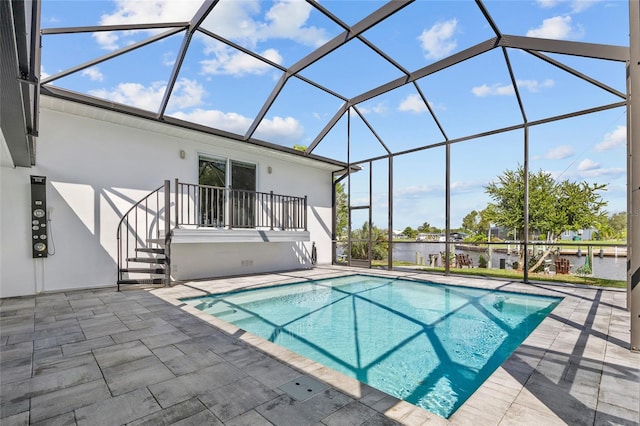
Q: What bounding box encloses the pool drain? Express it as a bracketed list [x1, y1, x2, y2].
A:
[279, 375, 328, 401]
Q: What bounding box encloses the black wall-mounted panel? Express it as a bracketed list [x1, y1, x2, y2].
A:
[30, 175, 47, 258]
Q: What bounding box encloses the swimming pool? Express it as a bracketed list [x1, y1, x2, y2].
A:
[183, 274, 561, 418]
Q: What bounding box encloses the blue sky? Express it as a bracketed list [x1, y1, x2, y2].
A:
[40, 0, 629, 230]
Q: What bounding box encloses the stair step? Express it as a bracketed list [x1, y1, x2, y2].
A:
[126, 257, 166, 264]
[136, 248, 165, 254]
[117, 278, 166, 285]
[120, 267, 166, 274]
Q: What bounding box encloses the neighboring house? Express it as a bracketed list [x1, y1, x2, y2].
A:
[0, 97, 346, 298]
[560, 229, 597, 241]
[392, 230, 406, 239]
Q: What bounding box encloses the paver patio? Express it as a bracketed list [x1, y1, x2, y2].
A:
[1, 266, 638, 425]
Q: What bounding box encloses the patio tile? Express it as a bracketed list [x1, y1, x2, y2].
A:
[60, 335, 115, 356]
[148, 362, 248, 408]
[321, 400, 379, 426]
[361, 413, 404, 426]
[500, 402, 568, 426]
[0, 356, 32, 385]
[93, 340, 153, 368]
[242, 355, 301, 389]
[151, 344, 185, 362]
[161, 349, 225, 375]
[128, 397, 211, 426]
[31, 411, 77, 426]
[30, 379, 110, 423]
[593, 401, 640, 426]
[225, 409, 273, 426]
[0, 314, 35, 336]
[256, 389, 352, 426]
[101, 355, 175, 396]
[74, 387, 161, 426]
[111, 324, 180, 344]
[140, 329, 191, 349]
[198, 376, 280, 421]
[0, 411, 29, 426]
[34, 331, 86, 351]
[33, 352, 97, 377]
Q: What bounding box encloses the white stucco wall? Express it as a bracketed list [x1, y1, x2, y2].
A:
[0, 97, 338, 298]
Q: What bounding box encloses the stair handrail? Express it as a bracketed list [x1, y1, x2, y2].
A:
[116, 180, 171, 286]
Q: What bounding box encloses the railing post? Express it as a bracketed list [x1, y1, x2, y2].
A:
[304, 195, 308, 231]
[164, 180, 171, 286]
[164, 180, 171, 237]
[174, 178, 179, 228]
[228, 187, 233, 229]
[270, 191, 274, 230]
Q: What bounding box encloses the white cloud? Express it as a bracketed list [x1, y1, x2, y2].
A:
[569, 0, 598, 13]
[451, 180, 487, 194]
[471, 83, 514, 97]
[517, 79, 555, 92]
[89, 78, 204, 112]
[527, 16, 574, 39]
[471, 79, 554, 97]
[254, 116, 305, 143]
[577, 158, 600, 171]
[537, 0, 559, 8]
[81, 67, 104, 82]
[535, 0, 599, 13]
[553, 167, 625, 180]
[201, 44, 282, 76]
[91, 82, 164, 111]
[92, 0, 332, 52]
[200, 0, 329, 49]
[396, 184, 443, 199]
[594, 125, 626, 152]
[93, 31, 120, 51]
[358, 102, 387, 115]
[172, 109, 252, 134]
[398, 94, 428, 113]
[40, 66, 50, 80]
[418, 18, 458, 60]
[541, 145, 575, 160]
[170, 79, 207, 110]
[173, 108, 305, 144]
[261, 0, 330, 47]
[93, 0, 202, 50]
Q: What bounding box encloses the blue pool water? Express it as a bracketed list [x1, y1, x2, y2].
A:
[184, 275, 561, 418]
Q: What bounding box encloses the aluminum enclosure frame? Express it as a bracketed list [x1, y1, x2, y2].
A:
[4, 0, 637, 349]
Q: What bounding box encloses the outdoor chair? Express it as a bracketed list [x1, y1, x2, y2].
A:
[455, 253, 473, 268]
[555, 258, 571, 274]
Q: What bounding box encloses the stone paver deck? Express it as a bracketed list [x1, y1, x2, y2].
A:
[1, 266, 638, 425]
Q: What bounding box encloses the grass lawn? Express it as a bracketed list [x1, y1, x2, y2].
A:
[371, 260, 626, 289]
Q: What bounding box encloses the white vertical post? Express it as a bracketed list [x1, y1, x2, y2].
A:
[628, 0, 639, 352]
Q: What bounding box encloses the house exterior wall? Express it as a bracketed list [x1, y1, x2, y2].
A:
[0, 97, 337, 298]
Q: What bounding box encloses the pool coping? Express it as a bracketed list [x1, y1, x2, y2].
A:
[150, 265, 639, 425]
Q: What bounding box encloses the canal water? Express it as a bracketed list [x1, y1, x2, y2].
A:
[392, 242, 627, 281]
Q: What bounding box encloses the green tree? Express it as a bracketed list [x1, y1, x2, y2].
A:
[402, 226, 418, 239]
[293, 144, 307, 152]
[608, 212, 627, 239]
[350, 222, 388, 260]
[335, 181, 348, 240]
[417, 222, 441, 233]
[485, 165, 607, 271]
[461, 208, 491, 236]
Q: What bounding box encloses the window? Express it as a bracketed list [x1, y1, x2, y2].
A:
[230, 161, 256, 228]
[198, 156, 256, 228]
